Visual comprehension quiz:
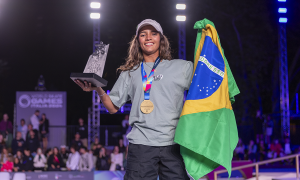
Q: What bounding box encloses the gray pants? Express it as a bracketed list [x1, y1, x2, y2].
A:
[124, 143, 189, 180]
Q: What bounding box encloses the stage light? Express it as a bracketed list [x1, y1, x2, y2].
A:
[278, 8, 287, 13]
[176, 4, 186, 10]
[278, 0, 286, 2]
[176, 15, 186, 21]
[90, 2, 101, 8]
[279, 17, 287, 23]
[90, 13, 100, 19]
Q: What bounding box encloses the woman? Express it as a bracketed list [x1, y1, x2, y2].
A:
[39, 113, 49, 152]
[13, 157, 22, 172]
[96, 147, 109, 170]
[14, 150, 23, 164]
[33, 147, 47, 171]
[47, 147, 63, 171]
[0, 147, 10, 165]
[109, 146, 123, 171]
[75, 19, 192, 179]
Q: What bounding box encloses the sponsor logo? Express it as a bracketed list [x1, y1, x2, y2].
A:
[19, 94, 31, 108]
[154, 74, 163, 81]
[55, 173, 62, 179]
[69, 174, 85, 179]
[38, 174, 49, 179]
[18, 93, 64, 108]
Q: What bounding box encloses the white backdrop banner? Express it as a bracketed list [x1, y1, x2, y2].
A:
[16, 91, 67, 148]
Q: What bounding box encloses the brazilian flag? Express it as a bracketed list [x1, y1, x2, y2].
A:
[174, 19, 240, 180]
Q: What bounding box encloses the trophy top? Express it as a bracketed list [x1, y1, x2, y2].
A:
[93, 41, 108, 56]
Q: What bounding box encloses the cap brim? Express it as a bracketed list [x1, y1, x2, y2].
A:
[136, 23, 160, 35]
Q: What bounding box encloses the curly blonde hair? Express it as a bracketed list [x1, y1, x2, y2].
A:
[117, 33, 172, 72]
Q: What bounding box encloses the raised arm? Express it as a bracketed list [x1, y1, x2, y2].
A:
[74, 80, 119, 114]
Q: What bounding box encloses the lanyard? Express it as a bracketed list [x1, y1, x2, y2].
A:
[141, 57, 161, 100]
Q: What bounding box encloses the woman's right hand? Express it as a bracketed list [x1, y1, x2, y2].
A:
[74, 80, 96, 92]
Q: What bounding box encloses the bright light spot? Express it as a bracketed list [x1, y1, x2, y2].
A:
[278, 8, 287, 13]
[176, 15, 186, 21]
[90, 2, 101, 8]
[90, 13, 100, 19]
[278, 0, 286, 2]
[279, 17, 287, 23]
[176, 4, 186, 10]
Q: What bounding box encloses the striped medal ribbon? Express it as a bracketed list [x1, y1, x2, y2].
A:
[140, 56, 161, 114]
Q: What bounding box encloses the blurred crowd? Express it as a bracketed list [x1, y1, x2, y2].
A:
[1, 108, 298, 173]
[234, 110, 298, 164]
[0, 112, 131, 172]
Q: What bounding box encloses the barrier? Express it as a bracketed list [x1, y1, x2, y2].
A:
[7, 171, 93, 180]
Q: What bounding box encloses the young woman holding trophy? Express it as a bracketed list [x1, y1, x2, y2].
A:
[75, 19, 193, 180]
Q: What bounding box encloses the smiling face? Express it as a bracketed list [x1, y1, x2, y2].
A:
[138, 25, 160, 56]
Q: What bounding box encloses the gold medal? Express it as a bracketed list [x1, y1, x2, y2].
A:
[140, 100, 154, 114]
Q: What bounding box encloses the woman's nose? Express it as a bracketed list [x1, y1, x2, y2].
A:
[145, 34, 152, 41]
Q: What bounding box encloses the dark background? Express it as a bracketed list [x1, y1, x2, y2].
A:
[0, 0, 299, 126]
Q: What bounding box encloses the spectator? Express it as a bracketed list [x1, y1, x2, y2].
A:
[14, 150, 23, 164]
[234, 138, 245, 160]
[47, 147, 63, 171]
[78, 146, 93, 172]
[39, 113, 49, 152]
[91, 137, 100, 151]
[118, 138, 126, 153]
[26, 124, 38, 140]
[0, 147, 11, 166]
[254, 110, 264, 143]
[66, 146, 80, 171]
[0, 134, 5, 153]
[96, 147, 109, 170]
[70, 132, 83, 151]
[264, 115, 274, 144]
[258, 140, 266, 161]
[60, 145, 69, 167]
[13, 157, 22, 172]
[0, 114, 13, 149]
[33, 147, 47, 171]
[75, 118, 88, 148]
[12, 132, 25, 155]
[22, 148, 34, 172]
[284, 137, 292, 155]
[0, 155, 13, 172]
[121, 115, 131, 147]
[270, 139, 284, 158]
[30, 110, 40, 133]
[93, 144, 103, 156]
[45, 148, 53, 158]
[248, 140, 257, 162]
[18, 119, 28, 140]
[109, 146, 123, 171]
[25, 130, 40, 154]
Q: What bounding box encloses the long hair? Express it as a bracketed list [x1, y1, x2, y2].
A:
[117, 33, 172, 72]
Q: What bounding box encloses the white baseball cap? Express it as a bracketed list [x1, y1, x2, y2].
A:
[136, 19, 163, 36]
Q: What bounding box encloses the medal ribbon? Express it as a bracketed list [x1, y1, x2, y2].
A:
[141, 56, 161, 100]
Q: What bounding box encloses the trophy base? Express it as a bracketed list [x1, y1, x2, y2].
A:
[70, 73, 108, 87]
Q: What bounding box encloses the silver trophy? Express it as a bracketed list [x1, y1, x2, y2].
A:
[70, 42, 109, 87]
